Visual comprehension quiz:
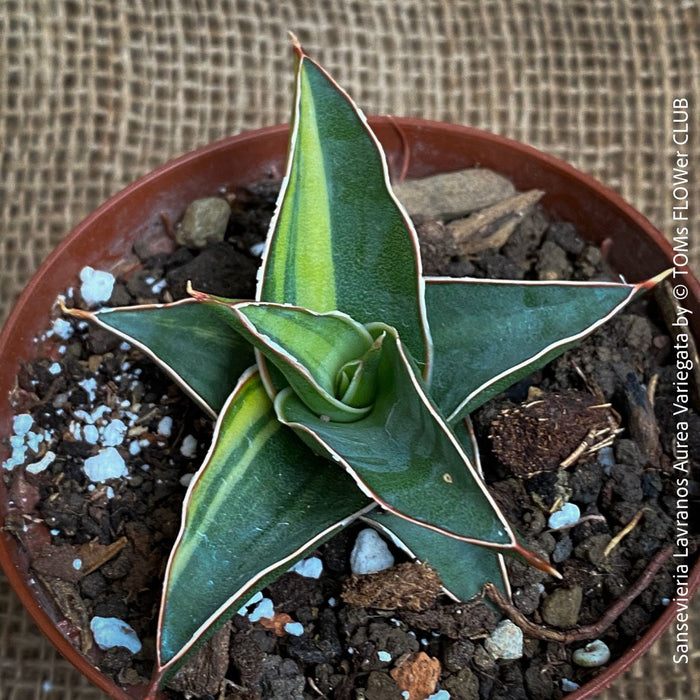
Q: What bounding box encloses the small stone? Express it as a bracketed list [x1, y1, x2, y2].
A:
[393, 169, 516, 220]
[561, 678, 580, 692]
[157, 416, 173, 437]
[289, 556, 323, 579]
[26, 451, 56, 474]
[133, 231, 176, 261]
[283, 621, 304, 637]
[540, 587, 583, 628]
[102, 419, 127, 447]
[535, 240, 572, 280]
[390, 651, 441, 700]
[548, 502, 581, 530]
[176, 197, 231, 248]
[83, 447, 128, 482]
[90, 616, 142, 653]
[236, 590, 263, 616]
[13, 414, 33, 436]
[79, 267, 115, 306]
[350, 528, 395, 574]
[248, 597, 275, 622]
[427, 691, 451, 700]
[545, 221, 585, 255]
[484, 620, 523, 660]
[572, 639, 611, 667]
[51, 318, 74, 340]
[180, 434, 197, 458]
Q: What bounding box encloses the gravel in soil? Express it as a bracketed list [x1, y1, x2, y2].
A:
[3, 175, 698, 700]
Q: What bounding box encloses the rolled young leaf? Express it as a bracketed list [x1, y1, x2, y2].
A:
[66, 299, 254, 416]
[257, 40, 431, 383]
[154, 368, 372, 682]
[424, 273, 669, 424]
[197, 298, 380, 422]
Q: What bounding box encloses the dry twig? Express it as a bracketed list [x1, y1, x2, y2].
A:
[484, 545, 673, 643]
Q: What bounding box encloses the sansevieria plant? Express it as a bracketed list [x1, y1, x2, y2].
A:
[68, 41, 667, 695]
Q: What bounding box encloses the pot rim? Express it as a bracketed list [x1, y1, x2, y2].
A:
[0, 117, 697, 699]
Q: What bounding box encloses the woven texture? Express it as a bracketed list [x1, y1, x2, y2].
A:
[0, 1, 698, 698]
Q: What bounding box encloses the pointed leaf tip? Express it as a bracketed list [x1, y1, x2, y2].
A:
[288, 31, 304, 57]
[636, 268, 673, 292]
[513, 541, 561, 579]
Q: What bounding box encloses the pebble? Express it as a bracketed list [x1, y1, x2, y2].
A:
[289, 556, 323, 579]
[83, 425, 99, 445]
[377, 650, 392, 662]
[284, 622, 304, 637]
[78, 378, 97, 403]
[484, 620, 524, 660]
[157, 416, 173, 437]
[541, 586, 583, 628]
[179, 473, 194, 488]
[349, 528, 395, 574]
[561, 678, 581, 692]
[51, 318, 74, 340]
[79, 266, 115, 305]
[102, 419, 127, 447]
[180, 434, 198, 458]
[26, 451, 56, 474]
[176, 197, 231, 248]
[48, 362, 62, 375]
[572, 639, 611, 667]
[90, 616, 142, 653]
[83, 447, 128, 482]
[248, 597, 275, 622]
[392, 168, 516, 220]
[25, 431, 42, 452]
[427, 691, 451, 700]
[13, 414, 33, 436]
[250, 242, 266, 257]
[237, 591, 263, 615]
[72, 558, 82, 570]
[548, 502, 581, 530]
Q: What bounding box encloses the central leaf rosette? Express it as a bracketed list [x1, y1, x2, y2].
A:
[198, 295, 526, 556]
[204, 300, 395, 423]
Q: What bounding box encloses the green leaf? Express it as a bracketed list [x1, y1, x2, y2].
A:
[199, 299, 379, 422]
[156, 368, 371, 675]
[68, 299, 254, 416]
[257, 44, 431, 377]
[274, 323, 516, 551]
[363, 510, 509, 601]
[424, 277, 650, 423]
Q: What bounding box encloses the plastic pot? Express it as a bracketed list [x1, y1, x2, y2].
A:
[1, 118, 698, 699]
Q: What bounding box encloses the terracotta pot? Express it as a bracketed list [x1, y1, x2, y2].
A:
[1, 119, 698, 699]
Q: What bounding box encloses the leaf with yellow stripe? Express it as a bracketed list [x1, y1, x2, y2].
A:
[257, 41, 431, 380]
[151, 368, 371, 688]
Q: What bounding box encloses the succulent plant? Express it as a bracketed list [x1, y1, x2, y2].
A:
[69, 42, 665, 694]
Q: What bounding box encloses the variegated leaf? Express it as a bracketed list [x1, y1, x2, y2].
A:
[257, 42, 431, 384]
[67, 299, 253, 416]
[153, 368, 371, 683]
[424, 274, 668, 423]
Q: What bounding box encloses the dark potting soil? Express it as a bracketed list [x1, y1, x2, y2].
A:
[3, 176, 698, 700]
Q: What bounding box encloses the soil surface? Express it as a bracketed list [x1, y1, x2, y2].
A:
[3, 176, 698, 700]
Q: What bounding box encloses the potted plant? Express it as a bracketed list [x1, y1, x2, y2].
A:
[1, 43, 697, 700]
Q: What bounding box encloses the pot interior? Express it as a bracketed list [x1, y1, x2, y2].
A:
[0, 119, 697, 699]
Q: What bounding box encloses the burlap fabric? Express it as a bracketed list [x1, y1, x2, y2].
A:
[1, 1, 698, 698]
